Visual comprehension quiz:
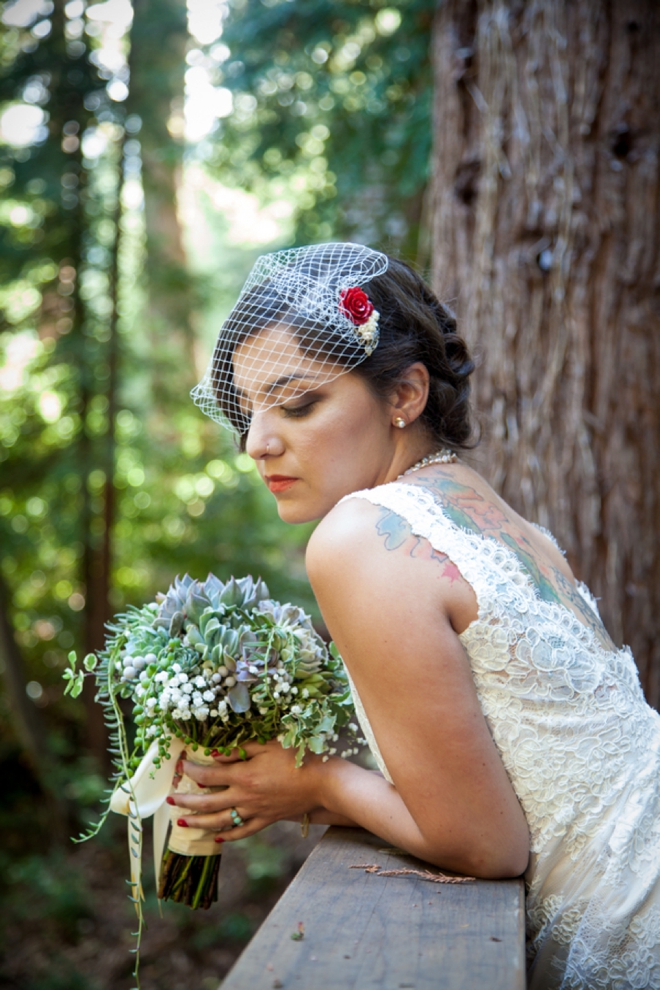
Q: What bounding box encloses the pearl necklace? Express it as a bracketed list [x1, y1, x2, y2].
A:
[398, 448, 457, 478]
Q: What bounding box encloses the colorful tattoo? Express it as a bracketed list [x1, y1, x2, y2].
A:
[373, 469, 616, 651]
[375, 506, 461, 582]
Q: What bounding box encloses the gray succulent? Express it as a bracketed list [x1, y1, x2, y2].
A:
[154, 573, 270, 638]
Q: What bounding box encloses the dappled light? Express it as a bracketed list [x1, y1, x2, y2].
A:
[3, 0, 657, 987]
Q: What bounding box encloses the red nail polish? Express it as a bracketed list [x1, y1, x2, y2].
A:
[177, 818, 188, 828]
[211, 749, 220, 757]
[214, 835, 225, 844]
[166, 796, 175, 806]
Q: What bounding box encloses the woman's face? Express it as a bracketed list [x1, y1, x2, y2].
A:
[233, 327, 398, 523]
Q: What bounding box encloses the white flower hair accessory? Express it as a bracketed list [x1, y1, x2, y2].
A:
[191, 242, 389, 435]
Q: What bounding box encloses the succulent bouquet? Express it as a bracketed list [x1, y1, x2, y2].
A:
[64, 572, 358, 977]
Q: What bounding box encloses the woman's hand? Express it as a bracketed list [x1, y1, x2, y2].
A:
[167, 739, 326, 841]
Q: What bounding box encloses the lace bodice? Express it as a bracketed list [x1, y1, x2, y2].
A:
[341, 482, 660, 990]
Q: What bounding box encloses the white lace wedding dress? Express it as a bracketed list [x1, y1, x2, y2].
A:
[341, 482, 660, 990]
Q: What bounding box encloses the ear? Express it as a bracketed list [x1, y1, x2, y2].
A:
[389, 362, 430, 427]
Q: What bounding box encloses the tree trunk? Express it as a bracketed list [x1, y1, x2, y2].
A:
[126, 0, 195, 400]
[46, 0, 110, 760]
[431, 0, 660, 705]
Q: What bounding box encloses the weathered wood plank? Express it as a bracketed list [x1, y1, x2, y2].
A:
[220, 827, 526, 990]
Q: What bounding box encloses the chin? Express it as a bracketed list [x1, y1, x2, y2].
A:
[273, 490, 334, 525]
[276, 501, 322, 525]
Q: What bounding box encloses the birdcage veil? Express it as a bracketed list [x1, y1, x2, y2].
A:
[190, 242, 389, 436]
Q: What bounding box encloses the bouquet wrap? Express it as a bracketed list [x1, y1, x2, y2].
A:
[166, 750, 223, 857]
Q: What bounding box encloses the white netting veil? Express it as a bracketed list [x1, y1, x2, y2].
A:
[190, 242, 389, 436]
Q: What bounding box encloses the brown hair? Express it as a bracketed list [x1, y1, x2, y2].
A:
[356, 257, 475, 451]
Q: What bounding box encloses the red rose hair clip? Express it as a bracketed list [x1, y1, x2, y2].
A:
[339, 286, 380, 356]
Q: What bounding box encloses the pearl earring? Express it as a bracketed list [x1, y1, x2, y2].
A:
[393, 417, 406, 429]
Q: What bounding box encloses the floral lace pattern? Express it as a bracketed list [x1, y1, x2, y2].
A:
[340, 483, 660, 990]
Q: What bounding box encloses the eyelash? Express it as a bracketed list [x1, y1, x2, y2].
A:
[281, 401, 317, 419]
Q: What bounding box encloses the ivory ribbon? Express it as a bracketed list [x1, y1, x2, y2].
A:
[110, 737, 223, 902]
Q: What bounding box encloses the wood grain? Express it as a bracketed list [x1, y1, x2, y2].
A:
[220, 827, 525, 990]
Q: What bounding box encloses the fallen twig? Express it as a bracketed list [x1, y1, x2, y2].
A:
[350, 864, 475, 884]
[377, 868, 475, 884]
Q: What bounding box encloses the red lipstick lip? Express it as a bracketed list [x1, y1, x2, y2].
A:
[265, 475, 298, 493]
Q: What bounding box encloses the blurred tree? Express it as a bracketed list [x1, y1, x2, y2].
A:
[210, 0, 435, 262]
[0, 0, 124, 764]
[431, 0, 660, 705]
[125, 0, 194, 402]
[0, 0, 316, 822]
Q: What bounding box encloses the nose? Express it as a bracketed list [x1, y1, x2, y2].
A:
[245, 410, 284, 461]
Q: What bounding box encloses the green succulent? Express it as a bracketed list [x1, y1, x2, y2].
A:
[154, 573, 270, 638]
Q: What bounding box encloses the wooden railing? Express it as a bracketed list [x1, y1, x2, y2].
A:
[219, 827, 526, 989]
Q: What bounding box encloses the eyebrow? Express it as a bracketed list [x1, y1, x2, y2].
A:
[264, 372, 323, 397]
[234, 372, 323, 404]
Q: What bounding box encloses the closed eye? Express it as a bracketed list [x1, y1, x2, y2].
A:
[280, 400, 318, 419]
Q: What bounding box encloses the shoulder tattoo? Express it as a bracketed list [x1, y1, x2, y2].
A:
[374, 506, 464, 582]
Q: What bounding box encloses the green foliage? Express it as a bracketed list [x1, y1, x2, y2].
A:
[210, 0, 435, 257]
[0, 1, 317, 807]
[1, 850, 94, 942]
[212, 910, 257, 945]
[0, 0, 436, 978]
[24, 971, 96, 990]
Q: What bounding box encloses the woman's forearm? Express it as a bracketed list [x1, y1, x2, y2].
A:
[309, 758, 442, 865]
[309, 757, 525, 877]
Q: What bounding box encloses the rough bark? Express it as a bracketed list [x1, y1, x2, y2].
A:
[431, 0, 660, 704]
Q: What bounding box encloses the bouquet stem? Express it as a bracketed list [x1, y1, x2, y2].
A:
[158, 849, 221, 909]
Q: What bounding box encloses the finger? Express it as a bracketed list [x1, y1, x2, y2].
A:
[167, 791, 235, 813]
[213, 817, 272, 843]
[211, 740, 268, 762]
[173, 808, 239, 831]
[210, 748, 246, 763]
[171, 756, 185, 790]
[181, 808, 269, 833]
[180, 759, 233, 787]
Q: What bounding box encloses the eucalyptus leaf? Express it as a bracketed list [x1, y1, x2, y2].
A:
[83, 653, 98, 671]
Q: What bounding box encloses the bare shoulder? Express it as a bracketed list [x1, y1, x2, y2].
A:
[306, 494, 383, 574]
[306, 489, 478, 635]
[306, 489, 452, 581]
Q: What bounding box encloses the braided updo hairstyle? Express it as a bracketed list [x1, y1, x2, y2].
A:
[357, 256, 475, 451]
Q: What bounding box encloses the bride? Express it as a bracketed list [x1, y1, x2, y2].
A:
[175, 243, 660, 990]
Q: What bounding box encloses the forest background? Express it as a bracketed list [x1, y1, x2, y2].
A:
[0, 0, 658, 988]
